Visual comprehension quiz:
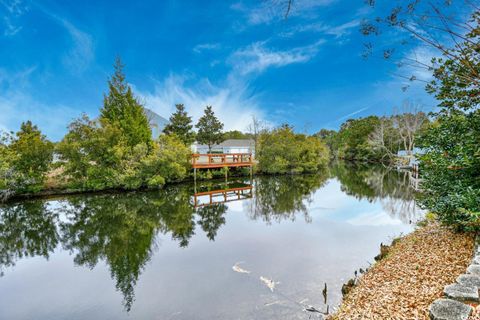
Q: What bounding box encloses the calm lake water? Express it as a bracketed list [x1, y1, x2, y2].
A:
[0, 163, 423, 320]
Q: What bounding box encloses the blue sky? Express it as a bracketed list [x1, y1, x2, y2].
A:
[0, 0, 447, 141]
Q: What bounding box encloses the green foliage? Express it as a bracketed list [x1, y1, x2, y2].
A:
[418, 111, 480, 231]
[1, 122, 54, 193]
[425, 12, 480, 112]
[195, 106, 224, 152]
[163, 104, 195, 145]
[313, 129, 337, 153]
[257, 125, 330, 174]
[100, 58, 152, 149]
[55, 59, 191, 193]
[335, 116, 381, 161]
[0, 132, 13, 192]
[417, 12, 480, 231]
[57, 115, 126, 190]
[57, 116, 190, 191]
[140, 134, 191, 187]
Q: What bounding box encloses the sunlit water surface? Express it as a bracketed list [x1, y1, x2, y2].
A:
[0, 163, 423, 320]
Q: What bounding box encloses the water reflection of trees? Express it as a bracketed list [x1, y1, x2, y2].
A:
[0, 186, 229, 312]
[59, 193, 165, 311]
[196, 204, 228, 240]
[0, 201, 58, 276]
[331, 161, 422, 223]
[0, 165, 422, 311]
[246, 172, 329, 224]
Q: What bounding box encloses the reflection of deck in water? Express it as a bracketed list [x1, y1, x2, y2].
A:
[193, 186, 253, 208]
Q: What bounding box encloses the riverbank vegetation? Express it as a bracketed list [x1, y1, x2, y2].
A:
[256, 124, 330, 174]
[328, 1, 480, 318]
[0, 58, 331, 202]
[353, 1, 480, 233]
[315, 110, 429, 164]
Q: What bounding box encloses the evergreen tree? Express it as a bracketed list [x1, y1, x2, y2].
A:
[100, 57, 152, 148]
[195, 106, 224, 152]
[163, 104, 195, 145]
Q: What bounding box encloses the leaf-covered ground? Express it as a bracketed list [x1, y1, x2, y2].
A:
[330, 223, 474, 320]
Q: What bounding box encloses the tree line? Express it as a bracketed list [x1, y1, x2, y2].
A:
[315, 107, 430, 164]
[0, 58, 332, 201]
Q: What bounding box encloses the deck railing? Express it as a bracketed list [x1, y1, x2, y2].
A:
[191, 153, 253, 169]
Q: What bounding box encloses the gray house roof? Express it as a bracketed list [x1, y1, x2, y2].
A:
[144, 108, 169, 138]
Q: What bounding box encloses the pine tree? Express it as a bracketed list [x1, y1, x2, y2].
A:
[163, 104, 195, 145]
[195, 106, 224, 152]
[100, 57, 152, 148]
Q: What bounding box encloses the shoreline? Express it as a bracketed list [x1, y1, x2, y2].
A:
[0, 160, 393, 204]
[1, 168, 336, 204]
[329, 222, 474, 319]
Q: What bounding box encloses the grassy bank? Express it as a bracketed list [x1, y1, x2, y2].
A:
[330, 223, 474, 319]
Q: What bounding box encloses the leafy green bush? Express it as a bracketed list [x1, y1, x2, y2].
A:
[257, 125, 330, 174]
[57, 116, 190, 191]
[418, 111, 480, 231]
[0, 122, 53, 194]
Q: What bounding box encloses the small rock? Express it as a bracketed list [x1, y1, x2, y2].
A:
[472, 255, 480, 265]
[429, 298, 472, 320]
[467, 265, 480, 276]
[457, 274, 480, 288]
[341, 278, 356, 296]
[444, 283, 479, 302]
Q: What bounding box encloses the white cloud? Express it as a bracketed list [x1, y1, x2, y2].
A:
[229, 39, 324, 75]
[60, 19, 94, 73]
[1, 0, 28, 36]
[193, 42, 221, 54]
[281, 19, 360, 39]
[336, 106, 370, 122]
[3, 16, 21, 36]
[0, 68, 80, 141]
[401, 46, 436, 82]
[37, 5, 94, 74]
[231, 0, 336, 26]
[135, 74, 267, 132]
[326, 20, 360, 38]
[0, 0, 26, 15]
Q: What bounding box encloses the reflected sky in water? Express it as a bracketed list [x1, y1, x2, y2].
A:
[0, 163, 423, 320]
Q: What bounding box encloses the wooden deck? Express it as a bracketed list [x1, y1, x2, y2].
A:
[192, 153, 253, 169]
[193, 186, 253, 207]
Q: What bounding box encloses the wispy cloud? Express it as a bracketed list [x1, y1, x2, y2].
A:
[135, 74, 267, 132]
[336, 106, 370, 122]
[3, 16, 21, 35]
[0, 67, 79, 140]
[36, 4, 94, 74]
[231, 0, 336, 26]
[281, 19, 360, 39]
[1, 0, 28, 36]
[60, 19, 94, 73]
[229, 39, 324, 75]
[193, 42, 221, 54]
